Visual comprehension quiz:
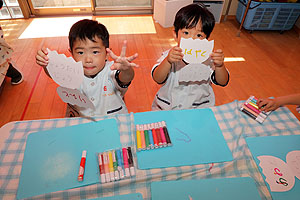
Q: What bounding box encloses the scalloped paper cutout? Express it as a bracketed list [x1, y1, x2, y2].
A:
[47, 49, 84, 89]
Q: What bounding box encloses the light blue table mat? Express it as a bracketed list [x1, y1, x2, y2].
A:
[17, 118, 122, 200]
[246, 135, 300, 200]
[133, 108, 233, 169]
[151, 177, 261, 200]
[90, 192, 143, 200]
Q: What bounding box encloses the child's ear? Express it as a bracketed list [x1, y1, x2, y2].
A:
[105, 48, 109, 61]
[68, 48, 72, 54]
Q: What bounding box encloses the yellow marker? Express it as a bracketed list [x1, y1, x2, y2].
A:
[108, 151, 115, 181]
[136, 125, 142, 151]
[249, 101, 259, 109]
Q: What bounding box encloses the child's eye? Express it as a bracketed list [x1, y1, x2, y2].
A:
[197, 34, 203, 38]
[77, 51, 84, 55]
[93, 51, 100, 54]
[183, 31, 189, 35]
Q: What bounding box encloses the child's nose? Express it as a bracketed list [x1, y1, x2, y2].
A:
[85, 55, 93, 63]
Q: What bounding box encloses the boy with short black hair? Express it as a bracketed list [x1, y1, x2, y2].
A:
[36, 19, 138, 117]
[152, 3, 229, 110]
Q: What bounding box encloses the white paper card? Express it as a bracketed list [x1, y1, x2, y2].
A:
[57, 86, 95, 109]
[47, 49, 84, 89]
[257, 150, 300, 192]
[178, 63, 212, 82]
[180, 38, 214, 64]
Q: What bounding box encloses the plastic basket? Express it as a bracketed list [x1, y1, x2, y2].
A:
[236, 0, 300, 31]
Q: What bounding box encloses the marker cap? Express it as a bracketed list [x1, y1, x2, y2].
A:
[158, 121, 163, 127]
[143, 124, 148, 130]
[100, 174, 106, 183]
[130, 167, 135, 176]
[114, 170, 120, 180]
[105, 173, 111, 182]
[139, 124, 144, 131]
[119, 168, 125, 179]
[110, 172, 115, 181]
[82, 150, 87, 157]
[150, 123, 155, 129]
[125, 168, 130, 177]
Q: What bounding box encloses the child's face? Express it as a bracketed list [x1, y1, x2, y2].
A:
[71, 36, 108, 77]
[174, 21, 207, 45]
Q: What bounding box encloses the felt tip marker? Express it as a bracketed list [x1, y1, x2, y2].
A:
[242, 105, 264, 123]
[127, 147, 135, 176]
[151, 123, 159, 148]
[162, 121, 172, 146]
[98, 153, 106, 183]
[154, 123, 162, 147]
[103, 152, 111, 182]
[147, 124, 154, 149]
[108, 151, 115, 181]
[78, 150, 87, 182]
[122, 147, 130, 177]
[158, 122, 167, 147]
[112, 150, 120, 181]
[136, 125, 142, 151]
[140, 125, 146, 150]
[143, 124, 150, 150]
[116, 149, 125, 179]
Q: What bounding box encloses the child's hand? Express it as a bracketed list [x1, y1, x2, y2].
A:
[106, 40, 138, 71]
[167, 46, 183, 64]
[257, 98, 280, 112]
[36, 47, 49, 67]
[210, 49, 224, 68]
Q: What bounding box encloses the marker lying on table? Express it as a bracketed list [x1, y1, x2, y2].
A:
[122, 147, 130, 177]
[116, 149, 125, 179]
[98, 153, 106, 183]
[151, 123, 159, 148]
[78, 150, 87, 182]
[147, 124, 154, 149]
[143, 124, 150, 150]
[162, 121, 172, 146]
[108, 151, 115, 181]
[154, 123, 162, 147]
[158, 122, 167, 147]
[136, 125, 142, 151]
[127, 147, 135, 176]
[112, 150, 120, 181]
[103, 152, 111, 182]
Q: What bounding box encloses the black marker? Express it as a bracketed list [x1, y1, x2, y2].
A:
[162, 121, 172, 146]
[127, 147, 135, 176]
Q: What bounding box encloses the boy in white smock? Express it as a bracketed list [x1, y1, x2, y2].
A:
[152, 3, 229, 110]
[36, 19, 138, 117]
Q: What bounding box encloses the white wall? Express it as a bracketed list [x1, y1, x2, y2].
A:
[222, 0, 238, 15]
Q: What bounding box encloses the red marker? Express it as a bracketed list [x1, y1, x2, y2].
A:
[98, 153, 106, 183]
[122, 147, 130, 177]
[78, 150, 87, 182]
[151, 123, 159, 148]
[155, 123, 162, 147]
[158, 122, 167, 147]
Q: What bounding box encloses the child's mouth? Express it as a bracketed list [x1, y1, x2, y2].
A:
[84, 66, 94, 70]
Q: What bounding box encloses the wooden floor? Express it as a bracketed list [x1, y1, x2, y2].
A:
[0, 15, 300, 128]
